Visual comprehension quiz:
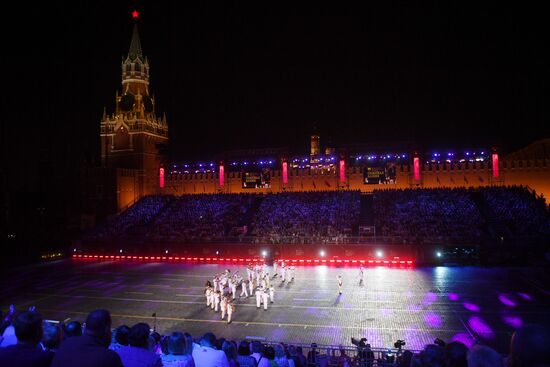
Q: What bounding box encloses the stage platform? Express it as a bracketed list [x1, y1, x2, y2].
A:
[1, 260, 549, 354]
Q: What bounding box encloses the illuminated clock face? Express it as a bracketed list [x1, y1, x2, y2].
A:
[142, 95, 153, 113]
[119, 93, 135, 111]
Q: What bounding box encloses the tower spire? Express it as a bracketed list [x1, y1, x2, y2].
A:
[128, 23, 143, 61]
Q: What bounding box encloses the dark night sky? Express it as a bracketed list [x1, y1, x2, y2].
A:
[3, 1, 550, 171]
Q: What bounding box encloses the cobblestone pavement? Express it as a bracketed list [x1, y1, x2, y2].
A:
[2, 260, 549, 353]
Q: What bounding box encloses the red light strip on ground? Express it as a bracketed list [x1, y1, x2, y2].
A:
[72, 254, 414, 266]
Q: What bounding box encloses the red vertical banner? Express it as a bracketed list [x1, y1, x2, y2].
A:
[282, 161, 288, 184]
[219, 165, 225, 187]
[492, 154, 499, 178]
[339, 159, 346, 183]
[159, 168, 165, 188]
[413, 157, 420, 181]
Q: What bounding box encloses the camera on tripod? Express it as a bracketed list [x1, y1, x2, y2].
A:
[394, 340, 406, 349]
[351, 337, 368, 348]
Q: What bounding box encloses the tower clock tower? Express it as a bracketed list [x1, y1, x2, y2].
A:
[100, 13, 168, 199]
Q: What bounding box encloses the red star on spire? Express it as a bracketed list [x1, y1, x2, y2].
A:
[132, 10, 139, 19]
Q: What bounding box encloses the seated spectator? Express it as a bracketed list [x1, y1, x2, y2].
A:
[467, 345, 503, 367]
[249, 341, 269, 367]
[117, 323, 162, 367]
[161, 332, 195, 367]
[263, 345, 276, 366]
[149, 331, 162, 354]
[411, 344, 445, 367]
[42, 322, 62, 352]
[287, 345, 302, 367]
[192, 332, 229, 367]
[295, 346, 307, 367]
[0, 324, 17, 348]
[509, 324, 550, 367]
[63, 321, 82, 338]
[237, 340, 256, 367]
[398, 350, 413, 367]
[444, 341, 468, 367]
[0, 310, 53, 367]
[52, 309, 123, 367]
[274, 343, 290, 367]
[110, 325, 130, 351]
[222, 340, 239, 367]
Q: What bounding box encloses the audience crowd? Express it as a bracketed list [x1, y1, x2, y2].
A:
[1, 305, 549, 367]
[373, 188, 484, 243]
[82, 186, 550, 245]
[481, 186, 550, 236]
[249, 191, 361, 243]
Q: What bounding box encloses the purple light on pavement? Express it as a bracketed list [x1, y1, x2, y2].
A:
[463, 302, 480, 312]
[451, 333, 475, 348]
[498, 294, 517, 307]
[517, 292, 533, 301]
[448, 293, 459, 301]
[424, 312, 443, 328]
[503, 316, 523, 329]
[468, 316, 495, 339]
[423, 292, 437, 305]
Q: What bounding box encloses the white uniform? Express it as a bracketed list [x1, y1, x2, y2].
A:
[281, 266, 286, 282]
[289, 266, 295, 281]
[240, 279, 248, 297]
[337, 275, 343, 294]
[213, 276, 220, 292]
[273, 261, 278, 277]
[262, 289, 269, 310]
[269, 286, 274, 303]
[227, 302, 234, 323]
[220, 297, 227, 319]
[214, 292, 220, 311]
[205, 287, 212, 306]
[256, 288, 262, 308]
[359, 267, 364, 284]
[230, 279, 237, 299]
[249, 279, 255, 296]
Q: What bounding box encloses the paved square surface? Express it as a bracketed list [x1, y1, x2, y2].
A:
[2, 260, 549, 353]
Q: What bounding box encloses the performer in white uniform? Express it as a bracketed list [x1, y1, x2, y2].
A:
[337, 274, 343, 294]
[230, 277, 237, 299]
[273, 260, 278, 277]
[262, 288, 269, 310]
[255, 287, 262, 308]
[205, 286, 212, 307]
[240, 277, 249, 297]
[220, 295, 228, 320]
[358, 265, 365, 285]
[269, 285, 274, 304]
[213, 290, 221, 311]
[280, 265, 286, 282]
[227, 300, 235, 324]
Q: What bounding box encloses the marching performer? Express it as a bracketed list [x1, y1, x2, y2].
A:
[213, 275, 220, 292]
[213, 290, 221, 311]
[289, 266, 295, 282]
[239, 277, 249, 298]
[220, 295, 228, 320]
[256, 287, 262, 308]
[262, 287, 269, 310]
[249, 277, 255, 296]
[269, 285, 274, 304]
[227, 299, 235, 324]
[280, 264, 286, 282]
[273, 260, 278, 277]
[337, 274, 343, 294]
[358, 265, 365, 285]
[205, 286, 212, 307]
[230, 277, 237, 299]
